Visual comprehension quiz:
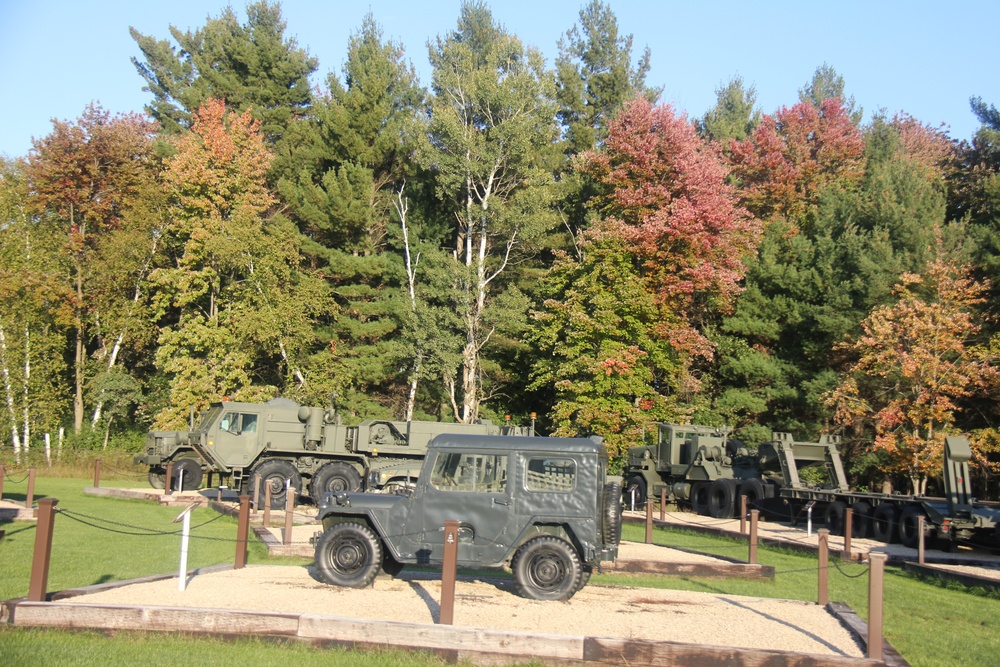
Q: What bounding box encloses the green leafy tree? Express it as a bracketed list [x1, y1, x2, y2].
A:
[130, 0, 317, 142]
[427, 0, 559, 422]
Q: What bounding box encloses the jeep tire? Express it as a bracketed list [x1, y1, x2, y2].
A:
[315, 522, 383, 588]
[603, 481, 623, 545]
[512, 536, 583, 601]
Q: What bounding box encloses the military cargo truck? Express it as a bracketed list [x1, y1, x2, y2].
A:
[312, 433, 621, 601]
[135, 398, 531, 507]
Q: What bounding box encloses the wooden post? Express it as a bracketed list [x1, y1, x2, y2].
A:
[94, 459, 102, 488]
[164, 462, 174, 496]
[25, 466, 36, 511]
[283, 484, 295, 546]
[868, 553, 887, 661]
[0, 463, 5, 500]
[264, 483, 272, 527]
[818, 529, 829, 606]
[28, 498, 58, 601]
[842, 508, 853, 560]
[918, 515, 926, 565]
[740, 494, 748, 534]
[748, 509, 759, 564]
[235, 494, 250, 569]
[659, 488, 666, 522]
[645, 499, 654, 543]
[252, 474, 261, 515]
[440, 520, 459, 625]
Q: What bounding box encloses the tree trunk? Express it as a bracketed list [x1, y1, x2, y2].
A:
[0, 319, 22, 462]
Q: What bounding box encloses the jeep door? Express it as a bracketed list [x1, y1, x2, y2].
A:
[399, 450, 513, 565]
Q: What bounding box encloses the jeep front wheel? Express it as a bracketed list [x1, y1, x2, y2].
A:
[314, 522, 383, 588]
[512, 536, 582, 601]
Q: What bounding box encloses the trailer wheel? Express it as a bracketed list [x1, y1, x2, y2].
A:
[690, 482, 710, 515]
[824, 500, 847, 535]
[898, 506, 927, 549]
[314, 522, 383, 588]
[512, 536, 583, 601]
[625, 475, 647, 509]
[311, 462, 362, 504]
[708, 479, 737, 519]
[251, 459, 302, 509]
[872, 504, 900, 543]
[851, 502, 873, 539]
[737, 479, 765, 512]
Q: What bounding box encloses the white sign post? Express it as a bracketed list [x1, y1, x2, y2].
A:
[173, 502, 200, 591]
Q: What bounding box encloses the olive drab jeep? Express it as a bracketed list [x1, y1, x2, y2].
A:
[312, 433, 622, 601]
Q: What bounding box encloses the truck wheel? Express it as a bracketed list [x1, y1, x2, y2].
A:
[851, 502, 873, 539]
[737, 479, 765, 512]
[148, 468, 166, 490]
[625, 475, 647, 509]
[898, 506, 927, 549]
[872, 504, 900, 543]
[603, 481, 623, 545]
[707, 479, 736, 519]
[512, 536, 583, 601]
[824, 500, 847, 535]
[252, 459, 302, 509]
[311, 462, 362, 504]
[173, 458, 203, 491]
[314, 522, 383, 588]
[690, 482, 710, 515]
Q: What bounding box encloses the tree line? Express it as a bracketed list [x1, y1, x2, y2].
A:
[2, 1, 999, 497]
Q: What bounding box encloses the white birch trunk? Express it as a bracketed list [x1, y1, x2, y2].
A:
[0, 319, 22, 462]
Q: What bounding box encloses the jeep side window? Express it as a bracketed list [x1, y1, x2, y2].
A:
[525, 457, 576, 492]
[430, 452, 508, 492]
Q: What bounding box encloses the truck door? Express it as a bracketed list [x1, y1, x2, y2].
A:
[401, 450, 512, 565]
[209, 411, 262, 468]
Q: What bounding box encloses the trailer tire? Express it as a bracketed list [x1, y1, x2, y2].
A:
[872, 504, 900, 543]
[851, 502, 873, 539]
[737, 478, 765, 512]
[626, 475, 647, 509]
[691, 482, 710, 515]
[898, 506, 926, 549]
[708, 479, 737, 519]
[824, 500, 847, 535]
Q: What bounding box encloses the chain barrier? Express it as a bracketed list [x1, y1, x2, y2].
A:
[98, 461, 149, 481]
[55, 506, 229, 540]
[2, 469, 31, 484]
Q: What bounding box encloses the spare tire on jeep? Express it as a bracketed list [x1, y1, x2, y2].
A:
[603, 481, 622, 545]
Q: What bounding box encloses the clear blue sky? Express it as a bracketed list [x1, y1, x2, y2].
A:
[1, 0, 997, 158]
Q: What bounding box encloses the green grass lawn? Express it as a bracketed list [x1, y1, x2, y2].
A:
[1, 477, 999, 666]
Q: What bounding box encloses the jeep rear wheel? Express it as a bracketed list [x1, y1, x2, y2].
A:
[315, 522, 383, 588]
[311, 462, 362, 504]
[512, 536, 583, 601]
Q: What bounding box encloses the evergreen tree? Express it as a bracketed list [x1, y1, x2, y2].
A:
[130, 0, 317, 142]
[697, 76, 761, 147]
[799, 62, 862, 124]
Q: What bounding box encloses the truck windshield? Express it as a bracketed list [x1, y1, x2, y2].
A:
[197, 406, 223, 430]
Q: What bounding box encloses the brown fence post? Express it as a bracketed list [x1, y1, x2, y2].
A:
[283, 484, 295, 546]
[28, 498, 59, 601]
[918, 516, 926, 565]
[842, 507, 853, 560]
[164, 462, 174, 496]
[440, 519, 459, 625]
[818, 529, 829, 606]
[659, 488, 666, 522]
[0, 463, 5, 500]
[645, 499, 654, 543]
[868, 552, 887, 661]
[748, 509, 759, 564]
[740, 494, 748, 534]
[264, 483, 272, 527]
[94, 459, 101, 488]
[25, 466, 36, 511]
[252, 474, 261, 515]
[235, 494, 250, 569]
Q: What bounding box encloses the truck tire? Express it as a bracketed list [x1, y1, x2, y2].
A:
[898, 506, 927, 549]
[851, 502, 873, 539]
[311, 462, 362, 504]
[872, 504, 900, 543]
[824, 500, 847, 535]
[148, 468, 166, 490]
[252, 459, 302, 509]
[625, 475, 647, 509]
[173, 458, 203, 491]
[512, 536, 583, 601]
[603, 481, 623, 545]
[737, 478, 765, 512]
[708, 479, 737, 519]
[314, 522, 383, 588]
[690, 482, 710, 515]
